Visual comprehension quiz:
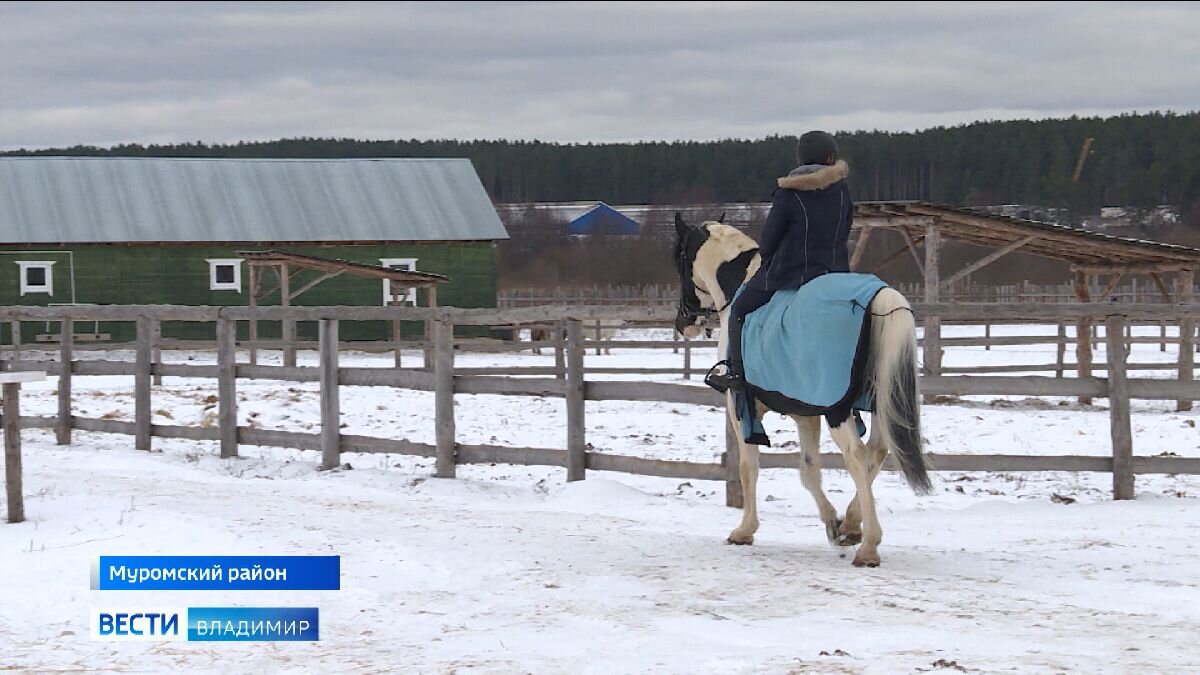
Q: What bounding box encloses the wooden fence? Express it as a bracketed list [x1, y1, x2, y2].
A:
[501, 280, 1200, 306]
[1, 302, 1198, 517]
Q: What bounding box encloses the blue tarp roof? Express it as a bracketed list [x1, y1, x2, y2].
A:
[567, 202, 639, 236]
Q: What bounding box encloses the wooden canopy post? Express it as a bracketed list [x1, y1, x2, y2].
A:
[389, 288, 404, 369]
[1179, 269, 1195, 412]
[849, 226, 873, 271]
[923, 223, 943, 394]
[1074, 270, 1094, 405]
[248, 263, 259, 366]
[280, 263, 296, 368]
[236, 251, 449, 371]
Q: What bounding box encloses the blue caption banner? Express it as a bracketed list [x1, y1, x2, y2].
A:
[93, 556, 340, 590]
[187, 607, 319, 642]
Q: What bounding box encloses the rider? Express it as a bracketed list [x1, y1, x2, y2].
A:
[705, 130, 854, 394]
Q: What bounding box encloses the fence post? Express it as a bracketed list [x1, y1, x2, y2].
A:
[984, 321, 991, 351]
[433, 318, 456, 478]
[135, 317, 152, 451]
[566, 319, 586, 482]
[319, 319, 340, 470]
[1105, 315, 1134, 500]
[1074, 271, 1094, 404]
[724, 415, 743, 509]
[4, 381, 23, 523]
[1055, 321, 1066, 379]
[56, 318, 73, 445]
[392, 318, 403, 369]
[594, 319, 602, 356]
[423, 318, 433, 372]
[1178, 270, 1195, 412]
[217, 317, 238, 459]
[554, 320, 566, 380]
[1160, 320, 1167, 352]
[152, 320, 163, 386]
[9, 320, 19, 364]
[683, 337, 692, 380]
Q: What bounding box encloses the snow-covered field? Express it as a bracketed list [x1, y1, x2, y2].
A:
[2, 325, 1198, 673]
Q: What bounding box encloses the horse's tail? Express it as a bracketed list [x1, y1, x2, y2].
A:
[868, 288, 932, 494]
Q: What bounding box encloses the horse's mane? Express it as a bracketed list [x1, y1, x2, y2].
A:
[702, 222, 758, 254]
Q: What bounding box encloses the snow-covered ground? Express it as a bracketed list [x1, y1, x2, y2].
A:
[2, 325, 1198, 673]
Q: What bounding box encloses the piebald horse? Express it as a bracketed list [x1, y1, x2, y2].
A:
[673, 214, 931, 567]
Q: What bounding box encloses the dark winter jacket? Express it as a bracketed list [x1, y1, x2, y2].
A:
[747, 160, 853, 291]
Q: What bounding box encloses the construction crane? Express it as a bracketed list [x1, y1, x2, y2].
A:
[1072, 137, 1095, 182]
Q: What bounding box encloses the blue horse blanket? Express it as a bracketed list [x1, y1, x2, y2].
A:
[737, 273, 890, 442]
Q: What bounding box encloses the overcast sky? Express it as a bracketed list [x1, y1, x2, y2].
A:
[2, 1, 1198, 150]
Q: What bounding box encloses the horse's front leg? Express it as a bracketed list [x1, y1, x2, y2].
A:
[790, 415, 840, 544]
[726, 395, 760, 545]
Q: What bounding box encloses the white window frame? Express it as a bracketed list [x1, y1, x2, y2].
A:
[207, 258, 243, 292]
[380, 258, 418, 306]
[17, 261, 55, 296]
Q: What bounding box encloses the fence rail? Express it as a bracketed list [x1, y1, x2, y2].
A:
[501, 280, 1200, 306]
[2, 302, 1199, 520]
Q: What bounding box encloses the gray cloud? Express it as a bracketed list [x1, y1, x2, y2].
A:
[2, 1, 1198, 149]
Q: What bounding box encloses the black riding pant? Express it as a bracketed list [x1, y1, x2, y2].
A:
[726, 286, 775, 376]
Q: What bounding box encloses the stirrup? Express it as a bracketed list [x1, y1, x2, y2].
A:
[704, 360, 743, 394]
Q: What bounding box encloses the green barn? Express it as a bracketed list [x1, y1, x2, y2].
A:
[0, 156, 508, 343]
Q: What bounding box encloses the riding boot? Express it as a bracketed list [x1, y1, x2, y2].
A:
[704, 315, 748, 394]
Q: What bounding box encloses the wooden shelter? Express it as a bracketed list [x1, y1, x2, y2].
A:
[853, 201, 1199, 409]
[0, 156, 508, 345]
[239, 250, 449, 367]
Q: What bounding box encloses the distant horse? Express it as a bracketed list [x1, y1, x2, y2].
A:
[673, 214, 930, 567]
[529, 323, 617, 355]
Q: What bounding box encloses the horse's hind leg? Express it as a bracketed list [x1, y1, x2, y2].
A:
[839, 415, 888, 545]
[790, 415, 840, 544]
[830, 419, 884, 567]
[726, 396, 761, 545]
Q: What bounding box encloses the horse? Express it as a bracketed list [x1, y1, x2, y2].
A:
[529, 323, 618, 355]
[672, 213, 931, 567]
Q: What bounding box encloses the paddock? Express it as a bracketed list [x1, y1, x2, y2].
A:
[1, 313, 1198, 672]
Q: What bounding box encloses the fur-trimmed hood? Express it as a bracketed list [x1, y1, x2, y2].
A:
[776, 160, 849, 192]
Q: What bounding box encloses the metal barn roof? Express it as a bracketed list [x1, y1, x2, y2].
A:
[0, 157, 508, 244]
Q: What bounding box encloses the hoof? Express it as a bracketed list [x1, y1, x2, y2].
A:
[824, 518, 842, 543]
[852, 551, 880, 568]
[836, 531, 862, 547]
[726, 532, 754, 546]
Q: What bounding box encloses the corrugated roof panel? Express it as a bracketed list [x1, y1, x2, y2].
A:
[0, 157, 508, 244]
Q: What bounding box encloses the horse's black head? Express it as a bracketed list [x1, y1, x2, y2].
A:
[673, 213, 713, 336]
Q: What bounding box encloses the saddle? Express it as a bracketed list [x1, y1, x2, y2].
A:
[736, 273, 889, 443]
